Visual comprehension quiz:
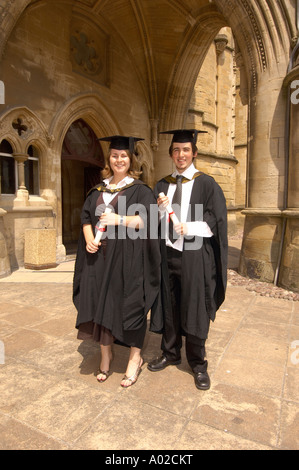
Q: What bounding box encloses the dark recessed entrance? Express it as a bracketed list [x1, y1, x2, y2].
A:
[61, 119, 104, 255]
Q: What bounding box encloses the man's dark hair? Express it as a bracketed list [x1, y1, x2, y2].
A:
[169, 142, 198, 156]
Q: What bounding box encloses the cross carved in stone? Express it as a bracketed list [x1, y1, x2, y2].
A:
[12, 118, 28, 136]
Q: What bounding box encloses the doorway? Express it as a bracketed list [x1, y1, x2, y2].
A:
[61, 119, 104, 254]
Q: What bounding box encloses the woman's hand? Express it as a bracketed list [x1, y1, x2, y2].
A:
[86, 239, 100, 253]
[100, 212, 144, 229]
[157, 194, 169, 209]
[100, 212, 120, 227]
[83, 223, 100, 253]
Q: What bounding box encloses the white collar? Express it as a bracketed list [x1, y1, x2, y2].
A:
[172, 163, 197, 180]
[104, 175, 134, 189]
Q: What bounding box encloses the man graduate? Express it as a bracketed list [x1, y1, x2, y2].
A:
[148, 129, 228, 390]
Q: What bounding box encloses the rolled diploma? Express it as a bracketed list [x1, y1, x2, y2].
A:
[94, 207, 112, 244]
[159, 192, 180, 225]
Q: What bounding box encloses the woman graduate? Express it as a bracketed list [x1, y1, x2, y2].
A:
[73, 135, 161, 388]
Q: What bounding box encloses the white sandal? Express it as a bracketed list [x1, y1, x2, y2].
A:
[120, 358, 143, 388]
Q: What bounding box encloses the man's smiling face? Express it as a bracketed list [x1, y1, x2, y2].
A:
[170, 141, 197, 173]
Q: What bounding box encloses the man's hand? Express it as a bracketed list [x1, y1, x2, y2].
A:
[173, 222, 188, 236]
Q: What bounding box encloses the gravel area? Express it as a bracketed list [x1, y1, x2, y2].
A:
[228, 231, 299, 301]
[228, 269, 299, 301]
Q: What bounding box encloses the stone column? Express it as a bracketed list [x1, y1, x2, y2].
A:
[153, 138, 174, 183]
[0, 209, 11, 278]
[239, 70, 287, 283]
[214, 33, 229, 155]
[13, 153, 29, 206]
[278, 64, 299, 291]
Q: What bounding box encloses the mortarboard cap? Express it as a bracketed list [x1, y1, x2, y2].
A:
[159, 129, 207, 145]
[98, 135, 144, 155]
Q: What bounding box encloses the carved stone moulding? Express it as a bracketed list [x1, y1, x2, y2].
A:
[214, 34, 228, 55]
[0, 107, 53, 153]
[70, 15, 110, 87]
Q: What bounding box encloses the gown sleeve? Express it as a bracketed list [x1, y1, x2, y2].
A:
[72, 191, 95, 309]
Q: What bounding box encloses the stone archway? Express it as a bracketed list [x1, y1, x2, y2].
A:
[0, 0, 297, 288]
[47, 93, 122, 258]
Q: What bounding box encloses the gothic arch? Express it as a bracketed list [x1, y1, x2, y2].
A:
[160, 10, 226, 131]
[0, 134, 18, 155]
[0, 0, 31, 59]
[49, 93, 156, 186]
[49, 93, 121, 155]
[0, 1, 294, 126]
[160, 0, 294, 132]
[0, 106, 50, 157]
[214, 0, 293, 87]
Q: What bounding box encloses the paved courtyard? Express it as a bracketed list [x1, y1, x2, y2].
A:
[0, 241, 298, 450]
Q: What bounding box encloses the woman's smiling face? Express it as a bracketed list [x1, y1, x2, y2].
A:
[109, 149, 131, 177]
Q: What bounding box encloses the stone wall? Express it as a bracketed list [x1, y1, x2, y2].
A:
[0, 0, 152, 268]
[188, 28, 247, 235]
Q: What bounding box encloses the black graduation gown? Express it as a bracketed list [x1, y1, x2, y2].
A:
[73, 179, 162, 347]
[151, 172, 228, 340]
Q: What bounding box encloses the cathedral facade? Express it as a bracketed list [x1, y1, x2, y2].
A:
[0, 0, 298, 292]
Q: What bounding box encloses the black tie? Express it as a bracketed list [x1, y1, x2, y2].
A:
[169, 175, 183, 243]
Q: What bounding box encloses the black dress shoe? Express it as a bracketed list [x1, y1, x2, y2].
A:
[147, 355, 181, 372]
[194, 371, 210, 390]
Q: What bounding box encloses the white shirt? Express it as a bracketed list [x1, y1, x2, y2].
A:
[102, 176, 134, 206]
[162, 163, 213, 251]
